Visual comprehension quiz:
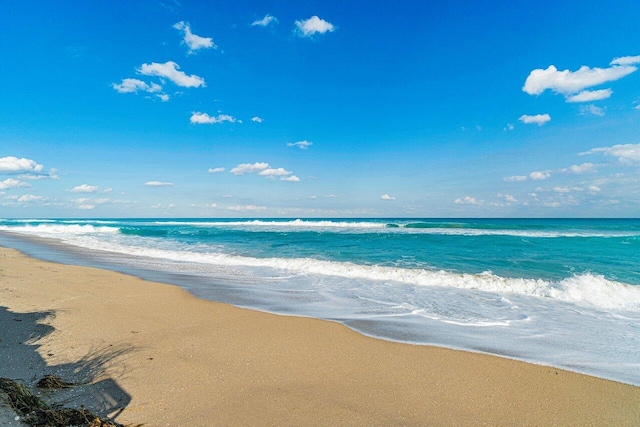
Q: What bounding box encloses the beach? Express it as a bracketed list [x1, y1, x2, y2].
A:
[1, 246, 639, 426]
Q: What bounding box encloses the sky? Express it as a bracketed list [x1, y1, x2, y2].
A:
[1, 0, 640, 218]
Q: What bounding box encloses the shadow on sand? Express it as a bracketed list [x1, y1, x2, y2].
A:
[0, 305, 134, 425]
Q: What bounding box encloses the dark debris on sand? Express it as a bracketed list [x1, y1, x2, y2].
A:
[0, 377, 130, 427]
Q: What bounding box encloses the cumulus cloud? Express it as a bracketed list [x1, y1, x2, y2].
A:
[230, 162, 299, 181]
[208, 167, 225, 173]
[381, 194, 396, 201]
[579, 104, 605, 117]
[611, 55, 640, 66]
[138, 61, 205, 88]
[0, 156, 44, 173]
[522, 62, 636, 99]
[112, 78, 162, 94]
[157, 94, 170, 102]
[251, 116, 263, 123]
[566, 89, 612, 103]
[190, 112, 238, 124]
[259, 167, 293, 177]
[173, 21, 216, 53]
[529, 171, 551, 180]
[145, 181, 174, 187]
[553, 186, 571, 193]
[230, 162, 269, 175]
[519, 114, 551, 126]
[17, 194, 44, 203]
[562, 163, 597, 174]
[287, 140, 313, 149]
[0, 178, 30, 190]
[581, 143, 640, 163]
[227, 205, 267, 211]
[295, 16, 335, 37]
[70, 184, 99, 193]
[503, 175, 528, 182]
[454, 196, 482, 205]
[251, 14, 277, 27]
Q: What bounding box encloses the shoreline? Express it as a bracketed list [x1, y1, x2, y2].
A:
[1, 245, 639, 425]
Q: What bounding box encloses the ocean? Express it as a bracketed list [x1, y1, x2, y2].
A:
[1, 218, 639, 385]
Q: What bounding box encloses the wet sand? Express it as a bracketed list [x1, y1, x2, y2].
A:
[1, 246, 638, 426]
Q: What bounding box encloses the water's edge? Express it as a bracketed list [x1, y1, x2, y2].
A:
[1, 231, 637, 387]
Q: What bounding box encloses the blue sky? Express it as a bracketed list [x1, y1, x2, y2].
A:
[1, 0, 640, 218]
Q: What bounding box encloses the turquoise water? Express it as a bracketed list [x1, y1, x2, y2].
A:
[1, 218, 639, 385]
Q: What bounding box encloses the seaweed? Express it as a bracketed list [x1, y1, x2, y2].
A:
[0, 377, 129, 427]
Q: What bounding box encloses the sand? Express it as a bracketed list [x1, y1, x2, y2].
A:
[0, 246, 638, 426]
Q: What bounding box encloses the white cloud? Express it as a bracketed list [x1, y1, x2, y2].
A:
[190, 112, 238, 124]
[287, 140, 313, 149]
[581, 143, 640, 163]
[138, 61, 205, 88]
[566, 89, 612, 103]
[145, 181, 174, 187]
[295, 16, 335, 37]
[562, 163, 596, 174]
[230, 162, 299, 181]
[70, 184, 99, 193]
[230, 162, 269, 175]
[504, 123, 515, 131]
[635, 104, 640, 110]
[529, 171, 551, 180]
[78, 204, 95, 210]
[503, 175, 528, 182]
[251, 14, 277, 27]
[103, 187, 113, 194]
[157, 94, 170, 102]
[519, 114, 551, 126]
[454, 196, 482, 205]
[588, 185, 601, 192]
[112, 78, 155, 94]
[522, 63, 636, 98]
[227, 205, 267, 211]
[17, 194, 44, 203]
[259, 167, 292, 177]
[208, 167, 225, 173]
[502, 175, 527, 182]
[0, 178, 30, 190]
[381, 194, 396, 201]
[553, 186, 571, 193]
[580, 104, 605, 117]
[0, 156, 44, 173]
[173, 21, 216, 53]
[503, 194, 517, 203]
[611, 55, 640, 66]
[251, 116, 263, 123]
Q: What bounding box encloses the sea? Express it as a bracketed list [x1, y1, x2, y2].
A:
[1, 218, 639, 385]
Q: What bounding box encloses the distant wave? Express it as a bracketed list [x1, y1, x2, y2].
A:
[150, 219, 640, 238]
[154, 219, 388, 229]
[2, 220, 640, 239]
[0, 224, 120, 235]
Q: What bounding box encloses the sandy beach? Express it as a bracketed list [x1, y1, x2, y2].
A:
[0, 246, 638, 426]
